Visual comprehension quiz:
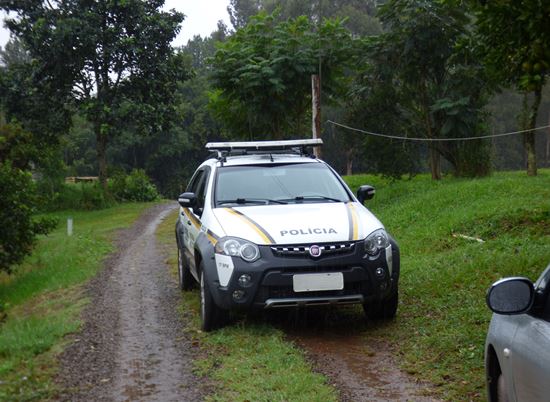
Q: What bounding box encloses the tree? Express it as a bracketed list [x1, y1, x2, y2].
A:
[0, 124, 56, 273]
[209, 12, 354, 139]
[1, 0, 188, 188]
[363, 0, 491, 179]
[227, 0, 381, 35]
[0, 37, 72, 153]
[473, 0, 550, 176]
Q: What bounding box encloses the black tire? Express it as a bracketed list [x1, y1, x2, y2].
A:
[200, 266, 228, 332]
[177, 246, 193, 291]
[364, 286, 398, 320]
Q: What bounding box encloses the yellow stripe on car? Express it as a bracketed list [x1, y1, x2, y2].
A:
[225, 208, 274, 244]
[347, 203, 359, 240]
[182, 208, 201, 229]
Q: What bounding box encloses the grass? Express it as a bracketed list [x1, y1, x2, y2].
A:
[345, 169, 550, 400]
[0, 202, 154, 401]
[159, 170, 549, 402]
[156, 210, 339, 402]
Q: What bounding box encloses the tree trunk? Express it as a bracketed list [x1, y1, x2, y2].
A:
[312, 74, 322, 159]
[524, 87, 542, 176]
[429, 146, 442, 180]
[95, 122, 108, 190]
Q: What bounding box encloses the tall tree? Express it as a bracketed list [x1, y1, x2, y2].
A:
[227, 0, 380, 35]
[1, 0, 187, 188]
[473, 0, 550, 176]
[209, 12, 354, 139]
[366, 0, 491, 179]
[0, 36, 71, 153]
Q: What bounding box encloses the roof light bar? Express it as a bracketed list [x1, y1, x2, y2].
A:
[205, 139, 323, 152]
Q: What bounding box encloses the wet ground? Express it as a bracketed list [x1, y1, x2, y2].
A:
[57, 203, 203, 401]
[57, 204, 439, 401]
[269, 308, 442, 402]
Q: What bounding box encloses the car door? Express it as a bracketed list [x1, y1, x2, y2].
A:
[181, 167, 210, 278]
[510, 268, 550, 401]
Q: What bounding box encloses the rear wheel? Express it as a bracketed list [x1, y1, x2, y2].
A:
[200, 266, 228, 332]
[177, 246, 193, 291]
[364, 286, 398, 320]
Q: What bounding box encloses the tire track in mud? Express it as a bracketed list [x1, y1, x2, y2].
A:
[57, 203, 203, 402]
[278, 309, 442, 402]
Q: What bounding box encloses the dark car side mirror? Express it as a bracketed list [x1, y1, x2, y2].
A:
[486, 277, 535, 315]
[178, 192, 197, 208]
[357, 185, 375, 204]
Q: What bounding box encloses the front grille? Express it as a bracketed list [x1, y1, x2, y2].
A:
[270, 242, 355, 258]
[255, 279, 368, 303]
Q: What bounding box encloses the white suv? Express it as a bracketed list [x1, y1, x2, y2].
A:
[175, 139, 400, 331]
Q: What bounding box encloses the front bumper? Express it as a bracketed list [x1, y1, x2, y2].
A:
[206, 239, 400, 311]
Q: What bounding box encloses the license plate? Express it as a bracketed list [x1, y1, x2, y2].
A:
[293, 272, 344, 292]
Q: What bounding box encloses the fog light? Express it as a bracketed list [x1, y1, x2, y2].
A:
[232, 290, 246, 301]
[238, 274, 252, 287]
[375, 267, 386, 279]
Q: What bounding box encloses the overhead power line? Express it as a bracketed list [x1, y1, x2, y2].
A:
[327, 120, 550, 142]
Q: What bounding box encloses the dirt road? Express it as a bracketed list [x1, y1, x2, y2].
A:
[57, 204, 438, 401]
[57, 203, 203, 402]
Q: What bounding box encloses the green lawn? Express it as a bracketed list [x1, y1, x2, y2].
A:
[0, 202, 153, 401]
[345, 169, 550, 400]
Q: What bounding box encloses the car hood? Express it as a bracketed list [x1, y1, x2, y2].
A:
[212, 202, 383, 245]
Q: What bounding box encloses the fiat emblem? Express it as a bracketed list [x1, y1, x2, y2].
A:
[309, 245, 322, 258]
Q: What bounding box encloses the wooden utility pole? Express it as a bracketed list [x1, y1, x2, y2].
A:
[312, 74, 321, 158]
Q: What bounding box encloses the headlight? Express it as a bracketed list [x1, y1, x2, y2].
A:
[215, 237, 260, 262]
[364, 229, 389, 255]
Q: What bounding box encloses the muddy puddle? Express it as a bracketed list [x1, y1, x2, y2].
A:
[265, 307, 441, 402]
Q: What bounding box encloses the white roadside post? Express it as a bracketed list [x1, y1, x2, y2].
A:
[67, 217, 73, 236]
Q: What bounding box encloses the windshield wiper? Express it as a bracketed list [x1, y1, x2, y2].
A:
[292, 195, 344, 203]
[217, 198, 288, 206]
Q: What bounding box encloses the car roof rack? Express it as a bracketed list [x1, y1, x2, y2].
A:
[206, 139, 323, 162]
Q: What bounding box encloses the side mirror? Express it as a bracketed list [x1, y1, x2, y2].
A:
[178, 192, 197, 208]
[486, 277, 535, 315]
[357, 185, 375, 204]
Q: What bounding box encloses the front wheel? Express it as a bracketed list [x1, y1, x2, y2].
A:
[177, 246, 193, 291]
[200, 266, 228, 332]
[364, 286, 398, 320]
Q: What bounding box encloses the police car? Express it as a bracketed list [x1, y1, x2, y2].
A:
[175, 139, 400, 331]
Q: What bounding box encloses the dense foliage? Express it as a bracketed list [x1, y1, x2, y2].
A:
[210, 12, 354, 139]
[473, 0, 550, 176]
[0, 159, 56, 273]
[0, 0, 547, 230]
[0, 0, 189, 188]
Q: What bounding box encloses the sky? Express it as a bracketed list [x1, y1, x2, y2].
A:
[0, 0, 231, 49]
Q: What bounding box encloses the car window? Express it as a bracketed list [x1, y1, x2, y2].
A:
[186, 169, 204, 193]
[185, 167, 210, 217]
[215, 163, 350, 205]
[194, 168, 210, 216]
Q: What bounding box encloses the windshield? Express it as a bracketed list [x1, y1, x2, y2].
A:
[215, 163, 351, 206]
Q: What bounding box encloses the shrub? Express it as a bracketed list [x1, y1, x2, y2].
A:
[110, 169, 160, 202]
[0, 161, 57, 273]
[42, 182, 113, 211]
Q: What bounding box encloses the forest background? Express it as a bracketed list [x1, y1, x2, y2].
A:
[0, 0, 549, 272]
